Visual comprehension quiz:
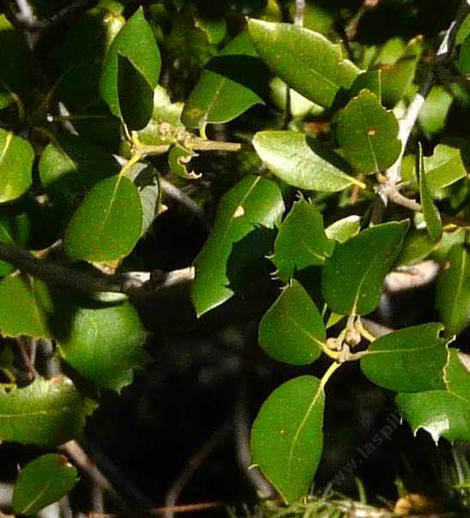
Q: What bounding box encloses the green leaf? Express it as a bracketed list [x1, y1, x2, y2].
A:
[253, 131, 363, 192]
[0, 214, 30, 277]
[0, 275, 53, 339]
[58, 301, 148, 392]
[272, 199, 333, 281]
[181, 32, 268, 129]
[418, 146, 442, 242]
[12, 454, 78, 516]
[0, 376, 89, 447]
[100, 7, 161, 121]
[0, 129, 34, 203]
[350, 70, 382, 99]
[422, 142, 467, 194]
[0, 15, 32, 108]
[258, 280, 325, 365]
[360, 323, 448, 392]
[247, 19, 359, 108]
[396, 230, 438, 266]
[269, 77, 320, 119]
[325, 215, 361, 243]
[38, 133, 120, 205]
[192, 175, 284, 317]
[321, 221, 408, 315]
[337, 90, 401, 174]
[379, 36, 422, 106]
[436, 243, 470, 336]
[251, 375, 325, 503]
[457, 34, 470, 76]
[64, 175, 143, 263]
[396, 350, 470, 443]
[418, 86, 453, 139]
[130, 163, 160, 235]
[168, 144, 198, 179]
[117, 54, 155, 130]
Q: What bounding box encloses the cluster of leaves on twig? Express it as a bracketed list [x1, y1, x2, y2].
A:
[2, 0, 470, 515]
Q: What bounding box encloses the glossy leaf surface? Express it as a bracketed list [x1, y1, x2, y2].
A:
[436, 243, 470, 336]
[192, 175, 284, 316]
[337, 90, 401, 174]
[248, 19, 359, 107]
[12, 454, 78, 516]
[397, 351, 470, 442]
[423, 143, 467, 194]
[0, 377, 89, 446]
[258, 280, 325, 365]
[322, 221, 408, 315]
[251, 375, 325, 503]
[0, 129, 34, 203]
[64, 176, 143, 263]
[100, 8, 160, 121]
[58, 301, 148, 392]
[361, 323, 447, 392]
[272, 199, 334, 281]
[0, 275, 53, 339]
[182, 32, 267, 129]
[253, 131, 362, 192]
[325, 215, 361, 243]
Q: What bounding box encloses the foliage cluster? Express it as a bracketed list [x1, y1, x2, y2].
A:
[1, 0, 470, 514]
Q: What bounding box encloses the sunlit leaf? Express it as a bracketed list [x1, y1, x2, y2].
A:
[58, 300, 148, 392]
[182, 32, 267, 129]
[0, 275, 53, 339]
[251, 375, 325, 503]
[64, 175, 143, 263]
[361, 323, 447, 392]
[259, 280, 325, 365]
[253, 131, 363, 192]
[192, 175, 284, 316]
[13, 454, 78, 516]
[248, 19, 359, 107]
[272, 199, 334, 281]
[0, 129, 34, 203]
[337, 90, 401, 174]
[322, 221, 408, 315]
[0, 376, 90, 447]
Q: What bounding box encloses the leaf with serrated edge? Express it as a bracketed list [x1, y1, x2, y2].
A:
[248, 19, 359, 108]
[396, 350, 470, 443]
[253, 131, 363, 192]
[361, 323, 447, 392]
[0, 376, 89, 447]
[251, 375, 325, 503]
[192, 175, 284, 316]
[58, 301, 148, 392]
[272, 199, 334, 281]
[322, 221, 408, 315]
[13, 454, 78, 516]
[0, 275, 53, 339]
[259, 280, 325, 365]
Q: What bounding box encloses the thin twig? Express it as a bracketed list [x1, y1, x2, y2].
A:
[294, 0, 306, 27]
[61, 441, 134, 515]
[379, 0, 470, 203]
[159, 178, 210, 231]
[162, 421, 231, 518]
[153, 501, 226, 515]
